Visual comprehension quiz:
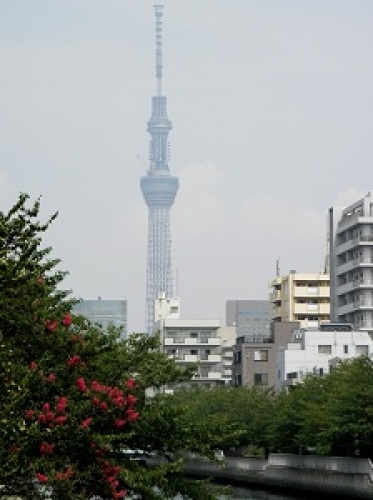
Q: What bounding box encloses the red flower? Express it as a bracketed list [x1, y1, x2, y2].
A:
[45, 411, 55, 421]
[29, 361, 38, 371]
[47, 373, 56, 382]
[55, 466, 74, 480]
[100, 402, 108, 412]
[42, 402, 51, 412]
[92, 396, 100, 406]
[125, 378, 136, 390]
[56, 396, 67, 413]
[36, 472, 48, 483]
[114, 418, 126, 428]
[126, 409, 139, 422]
[62, 313, 72, 327]
[39, 442, 54, 455]
[76, 377, 86, 392]
[81, 417, 92, 428]
[25, 409, 34, 420]
[113, 490, 127, 499]
[38, 413, 47, 424]
[91, 380, 102, 392]
[56, 415, 68, 425]
[67, 355, 81, 368]
[45, 320, 58, 332]
[126, 394, 137, 406]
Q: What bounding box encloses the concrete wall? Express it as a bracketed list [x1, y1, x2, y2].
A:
[179, 453, 373, 499]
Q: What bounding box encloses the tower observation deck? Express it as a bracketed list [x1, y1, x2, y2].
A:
[140, 4, 179, 335]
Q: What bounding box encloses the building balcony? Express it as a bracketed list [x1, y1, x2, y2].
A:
[353, 279, 373, 289]
[293, 303, 330, 315]
[337, 302, 356, 316]
[204, 354, 222, 363]
[164, 337, 221, 346]
[179, 354, 198, 362]
[336, 261, 355, 275]
[335, 239, 355, 255]
[337, 281, 354, 295]
[270, 290, 282, 302]
[293, 286, 330, 298]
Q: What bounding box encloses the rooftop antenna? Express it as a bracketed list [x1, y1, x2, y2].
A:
[154, 4, 164, 96]
[276, 258, 280, 277]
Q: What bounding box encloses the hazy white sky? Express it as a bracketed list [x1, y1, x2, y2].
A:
[1, 0, 372, 332]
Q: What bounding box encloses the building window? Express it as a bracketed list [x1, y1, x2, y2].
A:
[254, 349, 269, 362]
[254, 373, 268, 386]
[200, 366, 209, 378]
[234, 351, 242, 364]
[344, 345, 348, 354]
[356, 345, 369, 356]
[318, 345, 332, 355]
[200, 349, 210, 360]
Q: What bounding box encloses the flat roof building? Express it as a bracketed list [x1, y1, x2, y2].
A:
[72, 299, 127, 338]
[270, 271, 330, 329]
[328, 191, 373, 333]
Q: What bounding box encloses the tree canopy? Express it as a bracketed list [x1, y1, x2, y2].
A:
[0, 194, 224, 499]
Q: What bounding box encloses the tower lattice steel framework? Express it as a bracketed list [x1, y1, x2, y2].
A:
[140, 4, 179, 334]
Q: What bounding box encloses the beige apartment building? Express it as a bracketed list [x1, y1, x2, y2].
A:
[270, 271, 330, 329]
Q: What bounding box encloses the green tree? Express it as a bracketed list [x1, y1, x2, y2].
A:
[0, 194, 222, 499]
[314, 357, 373, 457]
[169, 385, 275, 456]
[270, 358, 373, 458]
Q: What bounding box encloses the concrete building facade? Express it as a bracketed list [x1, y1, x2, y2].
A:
[156, 316, 235, 391]
[270, 272, 330, 329]
[232, 321, 299, 388]
[328, 191, 373, 333]
[276, 323, 373, 391]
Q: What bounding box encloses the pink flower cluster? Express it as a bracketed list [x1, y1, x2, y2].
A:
[88, 379, 140, 424]
[101, 461, 127, 499]
[44, 313, 72, 333]
[25, 396, 69, 427]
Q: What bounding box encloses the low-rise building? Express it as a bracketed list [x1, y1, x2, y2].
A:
[276, 323, 373, 391]
[158, 318, 235, 391]
[232, 321, 299, 388]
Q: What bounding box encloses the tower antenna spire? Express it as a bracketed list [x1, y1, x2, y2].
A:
[154, 4, 164, 96]
[141, 3, 179, 335]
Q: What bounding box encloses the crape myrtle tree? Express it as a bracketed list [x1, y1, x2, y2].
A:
[0, 194, 223, 500]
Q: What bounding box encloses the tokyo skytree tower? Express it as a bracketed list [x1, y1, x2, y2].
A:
[140, 4, 179, 335]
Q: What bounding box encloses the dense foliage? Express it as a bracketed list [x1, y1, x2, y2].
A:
[0, 194, 226, 499]
[170, 357, 373, 459]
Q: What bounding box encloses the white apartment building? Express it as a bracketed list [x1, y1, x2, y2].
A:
[270, 271, 330, 329]
[154, 295, 235, 391]
[276, 323, 373, 391]
[328, 191, 373, 332]
[158, 319, 235, 391]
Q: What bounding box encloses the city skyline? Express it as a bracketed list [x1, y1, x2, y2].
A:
[0, 1, 372, 333]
